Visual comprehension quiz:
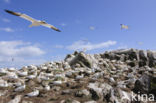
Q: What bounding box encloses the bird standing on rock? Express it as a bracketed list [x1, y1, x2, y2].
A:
[26, 89, 39, 97]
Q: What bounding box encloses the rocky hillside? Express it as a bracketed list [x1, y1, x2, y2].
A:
[0, 49, 156, 103]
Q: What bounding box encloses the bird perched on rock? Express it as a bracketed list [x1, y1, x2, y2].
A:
[14, 85, 26, 92]
[120, 24, 129, 30]
[5, 9, 61, 32]
[26, 89, 39, 97]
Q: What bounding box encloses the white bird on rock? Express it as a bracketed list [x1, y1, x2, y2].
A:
[14, 85, 26, 92]
[5, 9, 61, 32]
[26, 89, 39, 97]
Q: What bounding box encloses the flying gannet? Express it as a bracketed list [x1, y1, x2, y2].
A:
[120, 24, 129, 30]
[5, 9, 61, 32]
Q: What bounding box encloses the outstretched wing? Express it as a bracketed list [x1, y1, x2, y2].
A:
[41, 23, 61, 32]
[5, 9, 36, 23]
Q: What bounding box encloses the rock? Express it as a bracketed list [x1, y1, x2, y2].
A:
[63, 62, 71, 70]
[75, 89, 90, 98]
[61, 99, 80, 103]
[75, 90, 84, 97]
[147, 50, 156, 67]
[0, 90, 7, 96]
[68, 52, 93, 68]
[133, 74, 151, 94]
[8, 95, 22, 103]
[88, 83, 103, 100]
[139, 50, 148, 67]
[0, 49, 156, 102]
[22, 101, 33, 103]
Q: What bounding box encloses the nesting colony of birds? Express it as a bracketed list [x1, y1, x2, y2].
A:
[0, 49, 155, 103]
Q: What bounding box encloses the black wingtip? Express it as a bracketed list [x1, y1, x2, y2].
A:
[4, 9, 20, 16]
[56, 29, 61, 32]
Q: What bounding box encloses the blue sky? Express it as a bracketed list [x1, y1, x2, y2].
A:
[0, 0, 156, 68]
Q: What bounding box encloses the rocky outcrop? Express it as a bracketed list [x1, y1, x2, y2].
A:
[0, 49, 156, 103]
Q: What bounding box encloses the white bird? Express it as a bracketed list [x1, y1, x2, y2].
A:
[17, 71, 28, 77]
[0, 80, 8, 87]
[26, 89, 39, 97]
[5, 9, 61, 32]
[44, 85, 50, 91]
[120, 24, 129, 30]
[14, 85, 26, 92]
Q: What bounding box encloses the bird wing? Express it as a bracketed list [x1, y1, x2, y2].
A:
[41, 23, 61, 32]
[5, 9, 36, 22]
[20, 14, 36, 22]
[121, 24, 129, 29]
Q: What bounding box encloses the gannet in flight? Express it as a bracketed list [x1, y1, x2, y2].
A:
[120, 24, 129, 30]
[5, 9, 61, 32]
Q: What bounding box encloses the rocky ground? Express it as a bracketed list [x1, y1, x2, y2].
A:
[0, 49, 156, 103]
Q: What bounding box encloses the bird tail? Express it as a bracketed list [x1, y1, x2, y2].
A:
[29, 24, 33, 27]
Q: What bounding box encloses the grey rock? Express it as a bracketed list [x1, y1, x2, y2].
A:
[134, 74, 151, 94]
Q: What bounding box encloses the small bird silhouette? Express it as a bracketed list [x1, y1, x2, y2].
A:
[120, 24, 129, 30]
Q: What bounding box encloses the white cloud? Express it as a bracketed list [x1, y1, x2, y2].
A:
[2, 18, 10, 23]
[0, 40, 45, 68]
[4, 0, 10, 3]
[67, 40, 117, 51]
[0, 27, 14, 32]
[0, 41, 45, 57]
[54, 45, 64, 49]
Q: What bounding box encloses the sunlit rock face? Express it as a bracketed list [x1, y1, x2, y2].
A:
[0, 49, 156, 103]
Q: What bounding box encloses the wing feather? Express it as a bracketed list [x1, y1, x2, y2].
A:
[20, 14, 36, 22]
[5, 9, 36, 22]
[41, 23, 61, 32]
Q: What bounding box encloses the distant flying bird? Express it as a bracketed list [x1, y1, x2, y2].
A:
[11, 58, 14, 62]
[5, 9, 61, 32]
[138, 42, 143, 45]
[120, 24, 129, 30]
[89, 26, 95, 30]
